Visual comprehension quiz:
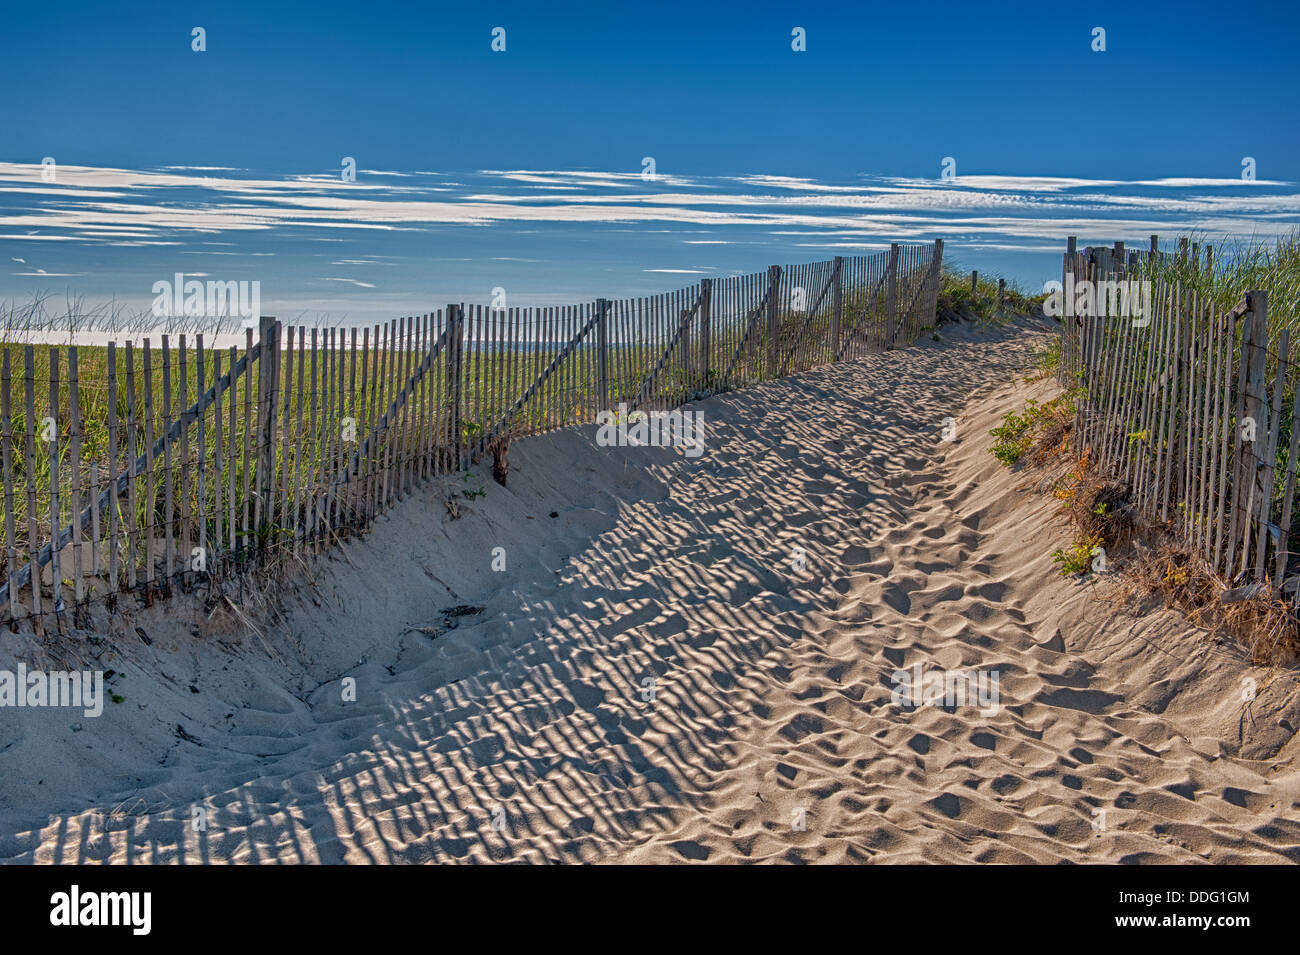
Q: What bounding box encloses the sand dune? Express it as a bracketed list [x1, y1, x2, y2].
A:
[2, 316, 1298, 864]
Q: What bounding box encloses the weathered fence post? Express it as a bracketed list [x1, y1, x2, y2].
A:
[886, 244, 899, 347]
[21, 347, 41, 630]
[1113, 241, 1125, 277]
[67, 346, 83, 608]
[1276, 335, 1300, 587]
[970, 270, 977, 294]
[47, 348, 62, 623]
[595, 297, 610, 412]
[255, 315, 279, 543]
[0, 351, 16, 622]
[1062, 238, 1078, 385]
[1078, 250, 1096, 375]
[997, 278, 1005, 308]
[696, 280, 712, 391]
[447, 304, 464, 470]
[1149, 234, 1159, 266]
[928, 239, 943, 327]
[830, 257, 843, 359]
[1178, 237, 1190, 263]
[766, 264, 781, 378]
[1256, 327, 1290, 582]
[1237, 291, 1269, 577]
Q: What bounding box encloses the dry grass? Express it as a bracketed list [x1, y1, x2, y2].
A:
[1033, 418, 1300, 664]
[1115, 544, 1299, 665]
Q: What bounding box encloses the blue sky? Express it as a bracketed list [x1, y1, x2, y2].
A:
[3, 0, 1299, 325]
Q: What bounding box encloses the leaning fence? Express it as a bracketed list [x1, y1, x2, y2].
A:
[0, 241, 944, 632]
[1059, 236, 1299, 605]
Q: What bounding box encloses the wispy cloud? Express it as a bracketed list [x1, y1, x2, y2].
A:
[3, 163, 1297, 250]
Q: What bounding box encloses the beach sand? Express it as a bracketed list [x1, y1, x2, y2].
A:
[2, 316, 1298, 864]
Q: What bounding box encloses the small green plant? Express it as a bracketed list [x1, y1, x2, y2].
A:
[1051, 535, 1103, 576]
[989, 389, 1080, 467]
[461, 473, 486, 500]
[989, 400, 1042, 466]
[991, 417, 1032, 464]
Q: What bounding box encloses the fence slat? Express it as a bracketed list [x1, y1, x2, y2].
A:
[1275, 355, 1300, 587]
[107, 345, 120, 593]
[68, 348, 83, 606]
[22, 348, 41, 628]
[1255, 328, 1289, 581]
[142, 341, 157, 595]
[2, 352, 17, 621]
[213, 348, 224, 563]
[48, 349, 63, 621]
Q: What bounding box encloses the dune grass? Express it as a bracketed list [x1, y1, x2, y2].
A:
[936, 265, 1040, 323]
[1138, 229, 1300, 345]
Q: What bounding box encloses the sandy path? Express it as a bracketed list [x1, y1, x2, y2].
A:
[3, 318, 1298, 864]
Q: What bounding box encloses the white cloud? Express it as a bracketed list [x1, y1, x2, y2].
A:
[0, 162, 1296, 260]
